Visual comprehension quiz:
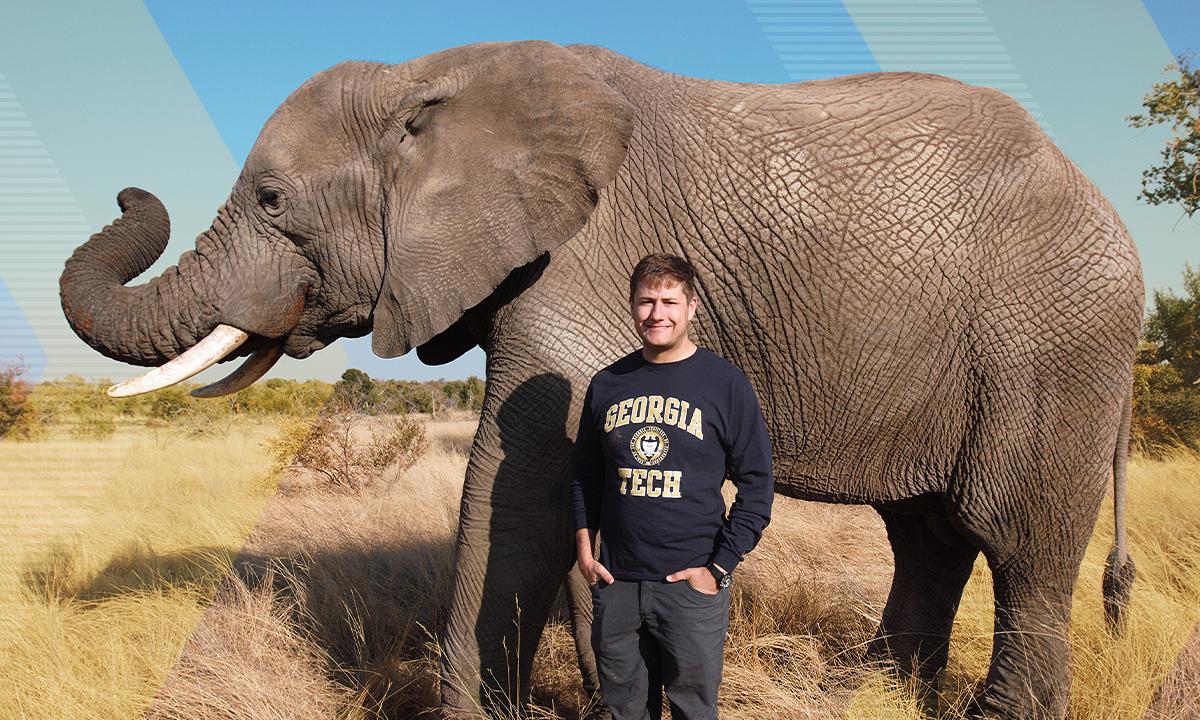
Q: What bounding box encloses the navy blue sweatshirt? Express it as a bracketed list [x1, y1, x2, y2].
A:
[571, 347, 774, 580]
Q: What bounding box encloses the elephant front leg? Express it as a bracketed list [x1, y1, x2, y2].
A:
[563, 564, 605, 715]
[868, 509, 979, 702]
[439, 373, 579, 718]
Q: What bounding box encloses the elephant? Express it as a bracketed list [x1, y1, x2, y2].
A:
[59, 41, 1142, 718]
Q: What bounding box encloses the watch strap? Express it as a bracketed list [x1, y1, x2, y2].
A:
[705, 562, 732, 588]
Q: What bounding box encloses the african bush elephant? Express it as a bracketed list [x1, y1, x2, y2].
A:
[60, 41, 1141, 718]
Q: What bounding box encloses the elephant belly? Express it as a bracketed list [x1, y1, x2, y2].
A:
[761, 379, 967, 506]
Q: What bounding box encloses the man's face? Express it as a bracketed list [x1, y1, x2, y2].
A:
[630, 280, 698, 352]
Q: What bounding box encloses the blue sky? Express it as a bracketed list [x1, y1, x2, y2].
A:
[1, 0, 1196, 382]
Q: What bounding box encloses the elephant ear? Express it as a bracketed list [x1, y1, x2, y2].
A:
[370, 41, 634, 358]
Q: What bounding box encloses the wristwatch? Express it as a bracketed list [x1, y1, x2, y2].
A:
[705, 562, 733, 589]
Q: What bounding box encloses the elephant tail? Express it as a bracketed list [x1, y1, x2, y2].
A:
[1102, 384, 1136, 633]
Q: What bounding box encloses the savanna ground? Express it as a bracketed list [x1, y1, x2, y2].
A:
[1, 414, 1197, 719]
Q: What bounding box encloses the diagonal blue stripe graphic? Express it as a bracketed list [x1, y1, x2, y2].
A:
[0, 277, 46, 381]
[746, 0, 881, 80]
[1141, 0, 1199, 60]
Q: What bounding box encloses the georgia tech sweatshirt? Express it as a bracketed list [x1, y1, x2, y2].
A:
[571, 347, 774, 581]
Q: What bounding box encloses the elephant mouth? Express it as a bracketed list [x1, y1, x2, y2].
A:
[107, 325, 287, 398]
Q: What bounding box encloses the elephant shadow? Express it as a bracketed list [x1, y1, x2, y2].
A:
[18, 532, 465, 716]
[229, 537, 455, 665]
[21, 541, 240, 603]
[131, 536, 462, 719]
[479, 372, 582, 713]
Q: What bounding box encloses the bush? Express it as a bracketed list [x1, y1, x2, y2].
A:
[0, 361, 36, 439]
[1133, 264, 1200, 455]
[229, 378, 334, 417]
[26, 375, 119, 438]
[71, 409, 118, 439]
[265, 409, 428, 490]
[377, 380, 433, 415]
[4, 405, 46, 440]
[1132, 362, 1200, 455]
[15, 371, 479, 431]
[441, 376, 484, 413]
[1144, 265, 1200, 384]
[148, 386, 194, 421]
[60, 378, 118, 439]
[331, 368, 379, 414]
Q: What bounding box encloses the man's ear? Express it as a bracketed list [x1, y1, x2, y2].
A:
[369, 41, 634, 358]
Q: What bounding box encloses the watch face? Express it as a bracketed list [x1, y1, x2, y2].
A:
[718, 574, 732, 589]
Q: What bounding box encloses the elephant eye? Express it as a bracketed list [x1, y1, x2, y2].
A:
[257, 187, 285, 215]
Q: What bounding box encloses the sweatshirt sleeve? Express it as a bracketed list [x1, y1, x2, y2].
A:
[571, 382, 603, 532]
[709, 372, 774, 573]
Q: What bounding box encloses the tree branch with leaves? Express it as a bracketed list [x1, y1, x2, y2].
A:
[1128, 55, 1200, 218]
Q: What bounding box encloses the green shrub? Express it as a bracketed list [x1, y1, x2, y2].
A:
[377, 379, 434, 415]
[70, 409, 117, 439]
[17, 371, 484, 430]
[52, 377, 119, 439]
[442, 376, 485, 412]
[229, 378, 334, 417]
[148, 386, 193, 421]
[331, 368, 379, 414]
[1132, 362, 1200, 455]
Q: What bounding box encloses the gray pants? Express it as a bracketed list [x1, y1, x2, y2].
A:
[590, 579, 731, 720]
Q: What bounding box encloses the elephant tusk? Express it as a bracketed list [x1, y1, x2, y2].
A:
[106, 324, 249, 398]
[190, 341, 285, 398]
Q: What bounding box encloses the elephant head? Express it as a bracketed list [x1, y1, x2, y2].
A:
[60, 41, 633, 395]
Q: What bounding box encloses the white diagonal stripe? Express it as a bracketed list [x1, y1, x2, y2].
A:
[842, 0, 1052, 135]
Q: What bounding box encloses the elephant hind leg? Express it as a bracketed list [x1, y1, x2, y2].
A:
[967, 485, 1106, 719]
[954, 400, 1112, 717]
[968, 550, 1081, 720]
[869, 508, 979, 687]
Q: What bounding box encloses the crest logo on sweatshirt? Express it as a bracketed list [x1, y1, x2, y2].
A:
[630, 426, 669, 466]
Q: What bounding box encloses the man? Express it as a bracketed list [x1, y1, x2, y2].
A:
[571, 253, 774, 720]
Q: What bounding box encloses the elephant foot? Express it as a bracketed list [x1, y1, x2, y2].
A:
[962, 652, 1069, 719]
[438, 709, 485, 720]
[438, 683, 491, 720]
[581, 701, 613, 720]
[437, 701, 488, 720]
[866, 627, 947, 680]
[966, 691, 1050, 720]
[866, 629, 946, 717]
[964, 605, 1071, 719]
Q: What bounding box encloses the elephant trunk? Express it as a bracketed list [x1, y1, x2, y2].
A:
[59, 187, 221, 367]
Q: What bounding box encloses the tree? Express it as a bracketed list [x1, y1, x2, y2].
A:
[441, 376, 485, 412]
[1127, 55, 1200, 218]
[1144, 263, 1200, 383]
[331, 368, 379, 413]
[0, 361, 33, 438]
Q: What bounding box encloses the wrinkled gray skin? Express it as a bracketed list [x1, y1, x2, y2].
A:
[60, 42, 1142, 718]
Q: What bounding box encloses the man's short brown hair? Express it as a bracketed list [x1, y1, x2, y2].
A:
[629, 253, 697, 300]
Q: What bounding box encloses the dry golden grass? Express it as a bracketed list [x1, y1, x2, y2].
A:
[2, 415, 1198, 719]
[0, 420, 278, 719]
[1145, 624, 1200, 719]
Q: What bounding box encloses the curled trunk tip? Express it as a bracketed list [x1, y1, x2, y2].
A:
[59, 187, 210, 366]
